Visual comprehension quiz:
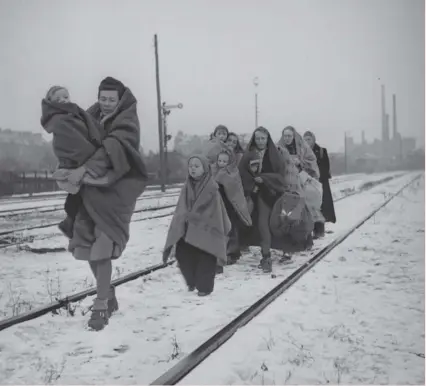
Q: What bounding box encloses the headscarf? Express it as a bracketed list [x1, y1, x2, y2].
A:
[303, 130, 316, 144]
[98, 76, 126, 100]
[45, 85, 68, 101]
[227, 132, 245, 154]
[186, 155, 212, 211]
[277, 126, 319, 179]
[210, 124, 229, 140]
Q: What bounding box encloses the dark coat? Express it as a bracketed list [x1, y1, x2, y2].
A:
[312, 144, 336, 223]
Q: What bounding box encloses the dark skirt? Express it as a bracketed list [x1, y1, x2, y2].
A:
[321, 179, 336, 223]
[175, 239, 217, 293]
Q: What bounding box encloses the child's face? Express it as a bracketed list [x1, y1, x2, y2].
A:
[249, 162, 259, 174]
[226, 135, 238, 150]
[217, 153, 230, 168]
[215, 129, 228, 143]
[188, 157, 205, 179]
[51, 89, 70, 103]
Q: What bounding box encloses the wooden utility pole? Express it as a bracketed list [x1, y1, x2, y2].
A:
[253, 77, 259, 129]
[344, 131, 348, 174]
[154, 34, 166, 192]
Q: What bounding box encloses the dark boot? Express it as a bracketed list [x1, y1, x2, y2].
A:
[279, 252, 292, 264]
[88, 299, 109, 331]
[216, 265, 224, 274]
[313, 222, 325, 239]
[227, 254, 239, 265]
[198, 291, 211, 297]
[261, 254, 272, 273]
[58, 216, 74, 239]
[107, 286, 119, 317]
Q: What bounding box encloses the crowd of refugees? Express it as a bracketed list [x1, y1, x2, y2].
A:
[41, 77, 335, 331]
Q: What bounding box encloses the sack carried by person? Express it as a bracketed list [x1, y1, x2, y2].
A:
[270, 191, 305, 237]
[299, 170, 323, 209]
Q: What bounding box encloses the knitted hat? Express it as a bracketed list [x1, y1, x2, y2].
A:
[98, 77, 126, 99]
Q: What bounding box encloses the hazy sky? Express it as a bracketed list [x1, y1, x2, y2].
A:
[1, 0, 424, 152]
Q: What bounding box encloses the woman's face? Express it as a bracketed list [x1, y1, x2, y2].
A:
[254, 131, 268, 150]
[303, 135, 315, 148]
[282, 129, 294, 145]
[99, 90, 119, 115]
[215, 129, 228, 143]
[226, 134, 238, 150]
[188, 157, 205, 179]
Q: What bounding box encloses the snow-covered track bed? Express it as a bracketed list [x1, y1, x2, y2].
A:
[152, 173, 422, 385]
[0, 172, 419, 384]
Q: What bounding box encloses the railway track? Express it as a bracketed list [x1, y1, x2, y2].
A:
[149, 173, 421, 385]
[0, 174, 402, 253]
[0, 190, 181, 218]
[0, 172, 409, 332]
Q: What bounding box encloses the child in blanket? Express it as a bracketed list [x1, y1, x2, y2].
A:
[246, 158, 261, 213]
[43, 85, 106, 239]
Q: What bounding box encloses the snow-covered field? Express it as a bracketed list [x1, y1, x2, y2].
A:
[181, 174, 425, 385]
[0, 171, 420, 384]
[0, 171, 404, 320]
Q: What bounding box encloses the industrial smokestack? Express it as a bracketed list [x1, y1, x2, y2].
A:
[392, 94, 397, 139]
[381, 84, 389, 142]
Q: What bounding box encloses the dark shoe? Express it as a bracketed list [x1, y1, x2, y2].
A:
[313, 222, 325, 239]
[197, 291, 211, 297]
[58, 217, 74, 239]
[216, 265, 224, 274]
[107, 287, 119, 317]
[227, 255, 238, 265]
[258, 257, 266, 269]
[279, 253, 292, 264]
[88, 299, 109, 331]
[261, 256, 272, 273]
[188, 286, 195, 292]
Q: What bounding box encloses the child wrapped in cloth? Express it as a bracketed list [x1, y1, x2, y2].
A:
[162, 155, 231, 296]
[40, 77, 148, 331]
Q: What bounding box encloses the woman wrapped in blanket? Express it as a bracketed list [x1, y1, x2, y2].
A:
[225, 132, 245, 165]
[162, 155, 231, 296]
[205, 125, 252, 269]
[277, 126, 325, 232]
[41, 77, 148, 331]
[238, 127, 288, 273]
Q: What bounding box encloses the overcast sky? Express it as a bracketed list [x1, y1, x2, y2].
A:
[0, 0, 424, 152]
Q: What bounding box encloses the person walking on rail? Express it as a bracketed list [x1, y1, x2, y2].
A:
[42, 77, 148, 331]
[203, 125, 251, 269]
[277, 126, 324, 243]
[303, 130, 336, 237]
[162, 155, 231, 296]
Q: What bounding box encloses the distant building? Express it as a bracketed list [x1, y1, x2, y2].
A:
[0, 128, 45, 146]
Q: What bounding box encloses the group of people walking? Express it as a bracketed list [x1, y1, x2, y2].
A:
[163, 124, 336, 297]
[41, 77, 335, 331]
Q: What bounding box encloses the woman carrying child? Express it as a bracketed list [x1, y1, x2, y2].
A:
[162, 155, 231, 296]
[41, 77, 148, 331]
[204, 125, 252, 268]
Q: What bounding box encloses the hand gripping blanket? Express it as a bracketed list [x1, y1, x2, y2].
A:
[163, 173, 231, 267]
[43, 88, 148, 260]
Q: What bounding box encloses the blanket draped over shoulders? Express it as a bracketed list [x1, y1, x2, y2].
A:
[40, 100, 104, 169]
[277, 129, 320, 180]
[42, 88, 148, 261]
[163, 174, 231, 266]
[203, 138, 252, 226]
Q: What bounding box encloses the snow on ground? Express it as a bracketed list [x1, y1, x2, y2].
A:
[0, 190, 181, 232]
[0, 187, 182, 214]
[0, 172, 404, 320]
[181, 174, 425, 385]
[0, 172, 419, 385]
